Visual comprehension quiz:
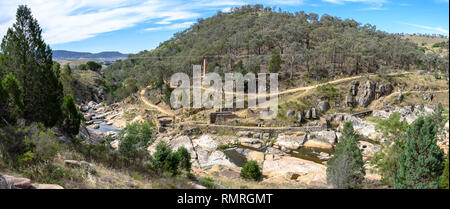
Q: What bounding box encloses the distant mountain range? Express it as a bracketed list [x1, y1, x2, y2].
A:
[53, 50, 130, 61]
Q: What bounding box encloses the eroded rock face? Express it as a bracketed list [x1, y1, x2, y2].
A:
[276, 134, 306, 150]
[297, 111, 304, 123]
[247, 151, 265, 166]
[193, 135, 218, 150]
[358, 81, 376, 107]
[170, 136, 196, 159]
[196, 149, 238, 169]
[342, 114, 380, 141]
[286, 109, 295, 118]
[239, 137, 263, 149]
[359, 141, 379, 161]
[306, 131, 337, 147]
[318, 101, 330, 112]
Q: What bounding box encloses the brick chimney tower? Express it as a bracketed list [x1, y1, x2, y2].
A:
[203, 58, 207, 77]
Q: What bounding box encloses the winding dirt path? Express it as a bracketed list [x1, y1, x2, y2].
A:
[369, 89, 449, 109]
[139, 72, 412, 115]
[139, 89, 174, 116]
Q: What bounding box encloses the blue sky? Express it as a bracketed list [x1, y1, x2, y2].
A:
[0, 0, 448, 54]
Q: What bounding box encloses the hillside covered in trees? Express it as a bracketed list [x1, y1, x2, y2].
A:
[104, 5, 449, 102]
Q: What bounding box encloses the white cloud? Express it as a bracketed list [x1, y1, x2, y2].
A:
[0, 0, 247, 44]
[145, 21, 195, 31]
[322, 0, 388, 10]
[400, 22, 449, 35]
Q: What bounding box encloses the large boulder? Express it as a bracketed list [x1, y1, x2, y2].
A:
[358, 80, 376, 107]
[349, 80, 360, 96]
[192, 135, 218, 150]
[247, 151, 265, 165]
[262, 156, 327, 187]
[170, 136, 196, 159]
[302, 131, 337, 150]
[297, 111, 304, 123]
[308, 131, 337, 145]
[342, 114, 380, 140]
[239, 137, 263, 149]
[275, 134, 306, 150]
[311, 107, 318, 119]
[317, 101, 330, 112]
[346, 95, 356, 108]
[359, 141, 379, 161]
[0, 174, 32, 189]
[196, 149, 238, 169]
[286, 109, 295, 118]
[305, 109, 311, 119]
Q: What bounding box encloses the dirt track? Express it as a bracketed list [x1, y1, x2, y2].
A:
[140, 72, 412, 116]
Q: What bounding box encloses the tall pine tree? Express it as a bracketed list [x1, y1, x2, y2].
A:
[441, 154, 449, 189]
[268, 50, 281, 73]
[0, 5, 63, 127]
[0, 73, 24, 126]
[394, 116, 444, 189]
[327, 121, 365, 189]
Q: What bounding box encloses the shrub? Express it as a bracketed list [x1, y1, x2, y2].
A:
[441, 154, 449, 189]
[199, 177, 218, 189]
[86, 61, 102, 72]
[326, 121, 365, 189]
[370, 113, 408, 186]
[60, 95, 83, 136]
[268, 50, 281, 73]
[0, 73, 24, 126]
[152, 141, 179, 175]
[176, 147, 191, 172]
[119, 120, 155, 159]
[78, 64, 87, 71]
[394, 116, 445, 189]
[240, 161, 262, 181]
[0, 123, 59, 167]
[235, 60, 247, 75]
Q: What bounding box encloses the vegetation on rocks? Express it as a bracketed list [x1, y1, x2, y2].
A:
[240, 161, 262, 181]
[370, 113, 409, 186]
[151, 141, 190, 176]
[394, 116, 445, 189]
[326, 121, 365, 189]
[119, 120, 155, 160]
[441, 154, 449, 189]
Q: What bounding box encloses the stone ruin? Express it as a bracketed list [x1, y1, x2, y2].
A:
[157, 116, 173, 133]
[209, 111, 239, 124]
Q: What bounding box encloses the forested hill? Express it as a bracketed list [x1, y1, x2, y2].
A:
[103, 4, 449, 103]
[53, 50, 129, 61]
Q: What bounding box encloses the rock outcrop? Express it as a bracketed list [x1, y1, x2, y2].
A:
[275, 134, 306, 150]
[318, 101, 330, 112]
[0, 174, 64, 189]
[262, 156, 327, 187]
[358, 81, 376, 107]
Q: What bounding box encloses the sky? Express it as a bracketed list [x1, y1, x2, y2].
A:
[0, 0, 448, 54]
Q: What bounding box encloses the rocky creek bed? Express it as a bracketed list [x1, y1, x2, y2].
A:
[75, 100, 448, 188]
